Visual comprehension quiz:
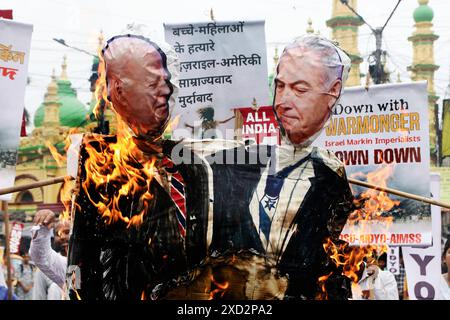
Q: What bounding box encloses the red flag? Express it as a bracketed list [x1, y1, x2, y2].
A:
[0, 9, 13, 19]
[20, 112, 27, 137]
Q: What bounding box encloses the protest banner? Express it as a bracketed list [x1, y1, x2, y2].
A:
[314, 82, 431, 246]
[387, 246, 400, 275]
[235, 106, 280, 145]
[164, 20, 269, 139]
[403, 173, 442, 299]
[0, 19, 33, 201]
[8, 221, 23, 255]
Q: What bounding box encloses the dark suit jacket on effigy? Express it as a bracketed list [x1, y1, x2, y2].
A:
[67, 138, 354, 300]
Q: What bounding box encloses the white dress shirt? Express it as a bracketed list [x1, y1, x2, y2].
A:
[29, 226, 67, 290]
[352, 265, 399, 300]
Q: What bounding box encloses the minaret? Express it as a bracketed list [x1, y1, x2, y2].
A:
[60, 55, 68, 80]
[327, 0, 363, 87]
[42, 69, 63, 191]
[408, 0, 439, 164]
[42, 69, 61, 139]
[306, 18, 314, 34]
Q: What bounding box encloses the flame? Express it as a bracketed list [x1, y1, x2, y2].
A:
[323, 238, 387, 283]
[46, 132, 81, 223]
[45, 141, 66, 167]
[316, 272, 333, 300]
[93, 48, 111, 120]
[47, 131, 81, 223]
[73, 288, 82, 300]
[59, 176, 75, 222]
[317, 164, 398, 299]
[208, 275, 229, 300]
[348, 165, 399, 225]
[82, 48, 157, 228]
[82, 117, 156, 228]
[141, 290, 145, 300]
[316, 238, 388, 299]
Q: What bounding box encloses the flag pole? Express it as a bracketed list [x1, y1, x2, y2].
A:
[348, 177, 450, 209]
[0, 175, 449, 210]
[0, 176, 73, 196]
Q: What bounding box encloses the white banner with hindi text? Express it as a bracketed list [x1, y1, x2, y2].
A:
[164, 20, 270, 140]
[0, 19, 33, 201]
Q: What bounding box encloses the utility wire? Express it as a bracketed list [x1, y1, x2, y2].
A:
[53, 38, 97, 57]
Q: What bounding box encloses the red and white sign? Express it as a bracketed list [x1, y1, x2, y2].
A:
[0, 19, 33, 201]
[9, 222, 24, 254]
[237, 106, 280, 145]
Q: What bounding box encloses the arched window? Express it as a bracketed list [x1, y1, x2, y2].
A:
[17, 190, 34, 203]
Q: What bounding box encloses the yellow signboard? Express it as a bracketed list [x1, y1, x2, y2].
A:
[431, 167, 450, 204]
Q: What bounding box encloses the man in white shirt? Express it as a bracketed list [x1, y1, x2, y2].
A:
[351, 262, 399, 300]
[29, 209, 70, 292]
[32, 269, 63, 300]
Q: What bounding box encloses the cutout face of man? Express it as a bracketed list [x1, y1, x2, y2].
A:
[274, 47, 341, 145]
[104, 38, 172, 138]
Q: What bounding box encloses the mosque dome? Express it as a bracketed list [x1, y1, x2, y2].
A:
[34, 56, 87, 128]
[413, 0, 434, 23]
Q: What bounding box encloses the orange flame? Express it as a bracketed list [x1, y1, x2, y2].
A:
[316, 238, 388, 299]
[348, 165, 399, 225]
[316, 272, 333, 300]
[45, 141, 66, 167]
[46, 132, 80, 223]
[74, 288, 81, 300]
[81, 47, 158, 228]
[93, 48, 111, 120]
[82, 118, 157, 228]
[317, 164, 397, 299]
[323, 238, 387, 283]
[208, 275, 229, 300]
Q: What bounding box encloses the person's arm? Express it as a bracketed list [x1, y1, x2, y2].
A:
[29, 226, 66, 289]
[29, 210, 67, 289]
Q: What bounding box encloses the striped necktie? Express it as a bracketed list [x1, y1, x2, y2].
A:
[162, 157, 187, 238]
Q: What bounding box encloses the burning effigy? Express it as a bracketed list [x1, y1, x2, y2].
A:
[67, 34, 359, 300]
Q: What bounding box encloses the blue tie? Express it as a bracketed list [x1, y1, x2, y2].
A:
[259, 155, 311, 242]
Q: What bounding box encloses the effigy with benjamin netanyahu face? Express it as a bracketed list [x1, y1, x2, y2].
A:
[67, 34, 356, 300]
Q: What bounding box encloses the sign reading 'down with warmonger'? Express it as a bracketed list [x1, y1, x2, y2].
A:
[314, 81, 431, 246]
[164, 20, 269, 140]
